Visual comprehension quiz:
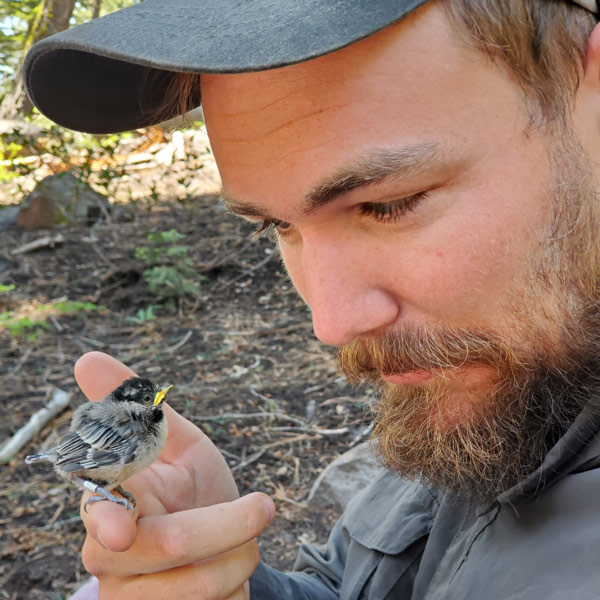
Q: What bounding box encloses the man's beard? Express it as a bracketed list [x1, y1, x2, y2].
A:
[338, 136, 600, 504]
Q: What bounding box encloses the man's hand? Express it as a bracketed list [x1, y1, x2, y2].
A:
[75, 352, 275, 600]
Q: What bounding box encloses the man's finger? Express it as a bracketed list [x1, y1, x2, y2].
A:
[83, 492, 275, 577]
[75, 351, 136, 402]
[97, 543, 259, 600]
[81, 491, 138, 553]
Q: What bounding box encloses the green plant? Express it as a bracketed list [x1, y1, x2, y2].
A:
[135, 229, 203, 304]
[0, 138, 26, 181]
[0, 313, 49, 341]
[128, 305, 158, 324]
[45, 300, 102, 314]
[0, 299, 103, 342]
[0, 283, 15, 293]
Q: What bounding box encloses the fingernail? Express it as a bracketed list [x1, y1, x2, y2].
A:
[262, 495, 275, 524]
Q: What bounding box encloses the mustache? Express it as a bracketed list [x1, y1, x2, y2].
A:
[337, 325, 519, 383]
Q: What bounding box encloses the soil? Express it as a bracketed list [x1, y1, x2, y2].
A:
[0, 152, 374, 599]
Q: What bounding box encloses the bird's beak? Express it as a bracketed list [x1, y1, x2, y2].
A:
[153, 384, 173, 406]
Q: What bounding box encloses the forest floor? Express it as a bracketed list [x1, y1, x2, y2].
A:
[0, 128, 374, 600]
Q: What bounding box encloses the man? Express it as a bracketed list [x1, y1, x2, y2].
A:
[23, 0, 600, 598]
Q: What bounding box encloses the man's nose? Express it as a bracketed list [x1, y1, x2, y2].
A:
[297, 237, 399, 347]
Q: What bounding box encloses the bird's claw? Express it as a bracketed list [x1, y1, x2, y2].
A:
[83, 492, 135, 515]
[83, 494, 135, 514]
[115, 485, 137, 508]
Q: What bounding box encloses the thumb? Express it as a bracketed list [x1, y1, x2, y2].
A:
[81, 492, 137, 552]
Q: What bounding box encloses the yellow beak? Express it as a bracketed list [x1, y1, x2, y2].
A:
[153, 384, 173, 406]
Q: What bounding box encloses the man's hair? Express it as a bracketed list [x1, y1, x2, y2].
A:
[439, 0, 597, 127]
[158, 0, 597, 127]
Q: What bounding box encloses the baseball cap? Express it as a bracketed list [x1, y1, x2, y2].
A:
[23, 0, 599, 134]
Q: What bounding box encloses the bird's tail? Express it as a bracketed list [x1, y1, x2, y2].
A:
[25, 453, 50, 464]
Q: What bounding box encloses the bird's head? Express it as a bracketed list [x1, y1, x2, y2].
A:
[110, 376, 173, 409]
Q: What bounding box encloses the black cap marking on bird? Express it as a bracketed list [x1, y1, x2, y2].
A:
[111, 376, 161, 406]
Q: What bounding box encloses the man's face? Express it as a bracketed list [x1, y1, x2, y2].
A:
[201, 4, 600, 499]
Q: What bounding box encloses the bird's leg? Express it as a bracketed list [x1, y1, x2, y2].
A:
[73, 477, 135, 514]
[115, 485, 136, 508]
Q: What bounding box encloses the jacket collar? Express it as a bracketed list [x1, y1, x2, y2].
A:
[484, 407, 600, 513]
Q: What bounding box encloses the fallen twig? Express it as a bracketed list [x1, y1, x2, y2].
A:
[216, 251, 275, 290]
[0, 387, 72, 464]
[11, 234, 64, 256]
[39, 515, 82, 530]
[231, 434, 316, 472]
[193, 411, 308, 427]
[12, 348, 32, 374]
[248, 387, 274, 404]
[48, 314, 63, 332]
[349, 423, 374, 448]
[224, 357, 261, 380]
[270, 425, 351, 437]
[167, 329, 193, 353]
[231, 448, 267, 472]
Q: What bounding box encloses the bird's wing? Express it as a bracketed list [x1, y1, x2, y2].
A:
[55, 406, 144, 473]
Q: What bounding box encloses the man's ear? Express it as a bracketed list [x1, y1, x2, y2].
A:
[575, 22, 600, 158]
[583, 22, 600, 88]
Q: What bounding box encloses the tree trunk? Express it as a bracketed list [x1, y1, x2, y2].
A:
[0, 0, 76, 119]
[92, 0, 102, 19]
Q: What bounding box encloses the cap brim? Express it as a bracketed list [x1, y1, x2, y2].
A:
[24, 0, 428, 134]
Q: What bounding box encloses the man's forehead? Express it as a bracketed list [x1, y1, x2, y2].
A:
[202, 8, 446, 105]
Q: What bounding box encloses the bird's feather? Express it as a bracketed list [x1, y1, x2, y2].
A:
[54, 402, 148, 473]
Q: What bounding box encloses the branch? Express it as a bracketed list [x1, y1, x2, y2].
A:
[230, 434, 316, 472]
[270, 425, 350, 437]
[0, 387, 71, 464]
[11, 233, 64, 255]
[193, 411, 308, 427]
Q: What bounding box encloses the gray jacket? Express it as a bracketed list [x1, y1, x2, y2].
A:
[250, 409, 600, 599]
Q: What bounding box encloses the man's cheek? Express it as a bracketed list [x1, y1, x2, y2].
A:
[277, 245, 308, 303]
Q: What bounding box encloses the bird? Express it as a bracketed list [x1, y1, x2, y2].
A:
[25, 376, 172, 514]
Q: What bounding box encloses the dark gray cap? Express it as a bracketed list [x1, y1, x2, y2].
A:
[23, 0, 429, 134]
[23, 0, 599, 134]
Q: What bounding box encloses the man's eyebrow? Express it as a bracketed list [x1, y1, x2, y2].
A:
[220, 141, 443, 219]
[219, 190, 270, 219]
[305, 142, 442, 211]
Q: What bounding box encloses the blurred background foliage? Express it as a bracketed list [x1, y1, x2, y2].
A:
[0, 0, 212, 329]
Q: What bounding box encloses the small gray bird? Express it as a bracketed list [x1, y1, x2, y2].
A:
[25, 376, 172, 514]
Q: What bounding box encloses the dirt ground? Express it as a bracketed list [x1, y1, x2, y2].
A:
[0, 153, 374, 598]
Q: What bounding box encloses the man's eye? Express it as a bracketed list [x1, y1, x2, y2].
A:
[358, 191, 430, 222]
[253, 218, 292, 238]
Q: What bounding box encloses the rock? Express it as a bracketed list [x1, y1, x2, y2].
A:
[185, 126, 211, 156]
[155, 142, 175, 166]
[126, 151, 155, 165]
[308, 442, 387, 510]
[0, 206, 19, 231]
[172, 130, 186, 161]
[17, 172, 110, 230]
